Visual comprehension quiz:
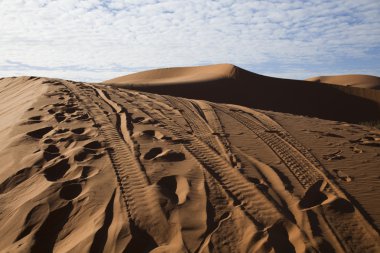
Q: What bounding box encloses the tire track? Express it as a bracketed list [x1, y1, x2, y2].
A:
[110, 89, 244, 251]
[125, 92, 288, 228]
[237, 107, 326, 168]
[89, 87, 380, 252]
[191, 100, 239, 167]
[62, 82, 170, 245]
[214, 104, 324, 190]
[199, 171, 241, 253]
[163, 96, 228, 158]
[213, 104, 380, 253]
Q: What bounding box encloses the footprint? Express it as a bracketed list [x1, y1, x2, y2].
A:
[76, 114, 90, 121]
[65, 107, 78, 114]
[325, 198, 355, 214]
[15, 203, 49, 241]
[333, 169, 352, 182]
[144, 147, 163, 160]
[84, 141, 102, 150]
[55, 128, 69, 134]
[59, 182, 82, 200]
[80, 166, 99, 179]
[58, 136, 74, 143]
[48, 109, 56, 115]
[43, 138, 54, 144]
[0, 167, 35, 194]
[25, 115, 43, 124]
[74, 150, 90, 162]
[156, 150, 185, 161]
[27, 126, 54, 139]
[43, 158, 70, 181]
[361, 141, 380, 147]
[350, 134, 380, 147]
[29, 115, 42, 120]
[350, 146, 363, 154]
[74, 142, 102, 162]
[323, 150, 345, 161]
[144, 148, 185, 161]
[52, 103, 66, 107]
[54, 113, 66, 123]
[42, 80, 59, 84]
[298, 180, 337, 210]
[43, 145, 60, 161]
[323, 132, 344, 138]
[71, 128, 85, 135]
[133, 130, 166, 140]
[157, 175, 190, 214]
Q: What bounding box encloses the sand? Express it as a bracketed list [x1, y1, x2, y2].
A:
[105, 64, 238, 85]
[306, 75, 380, 90]
[105, 64, 380, 124]
[0, 69, 379, 252]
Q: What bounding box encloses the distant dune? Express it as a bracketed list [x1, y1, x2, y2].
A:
[306, 74, 380, 90]
[105, 63, 238, 85]
[104, 64, 380, 123]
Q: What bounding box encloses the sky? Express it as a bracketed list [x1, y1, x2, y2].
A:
[0, 0, 379, 82]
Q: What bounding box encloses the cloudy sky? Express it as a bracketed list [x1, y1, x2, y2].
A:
[0, 0, 379, 81]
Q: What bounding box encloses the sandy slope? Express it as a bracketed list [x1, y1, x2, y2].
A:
[104, 64, 380, 123]
[0, 77, 48, 152]
[105, 64, 237, 85]
[0, 76, 379, 252]
[306, 75, 380, 90]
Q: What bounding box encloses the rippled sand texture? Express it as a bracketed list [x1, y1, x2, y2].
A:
[0, 74, 379, 252]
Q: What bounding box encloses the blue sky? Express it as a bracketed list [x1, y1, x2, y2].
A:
[0, 0, 379, 81]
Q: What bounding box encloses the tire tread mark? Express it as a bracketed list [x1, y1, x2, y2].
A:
[63, 82, 170, 245]
[212, 104, 380, 253]
[163, 96, 231, 162]
[199, 170, 240, 253]
[192, 100, 239, 167]
[126, 92, 286, 228]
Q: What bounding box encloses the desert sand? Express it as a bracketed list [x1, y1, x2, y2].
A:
[105, 64, 380, 123]
[105, 64, 238, 85]
[0, 66, 380, 252]
[306, 75, 380, 90]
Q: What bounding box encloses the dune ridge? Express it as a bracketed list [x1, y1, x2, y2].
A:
[105, 63, 238, 85]
[0, 76, 379, 252]
[306, 74, 380, 90]
[104, 64, 380, 123]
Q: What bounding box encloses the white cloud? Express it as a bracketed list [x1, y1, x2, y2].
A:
[0, 0, 379, 81]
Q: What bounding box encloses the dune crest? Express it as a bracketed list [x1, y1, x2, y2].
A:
[105, 63, 238, 85]
[104, 64, 380, 123]
[306, 74, 380, 90]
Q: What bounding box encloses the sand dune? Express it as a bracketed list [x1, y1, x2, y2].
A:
[105, 63, 238, 85]
[104, 64, 380, 123]
[306, 74, 380, 90]
[1, 76, 379, 252]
